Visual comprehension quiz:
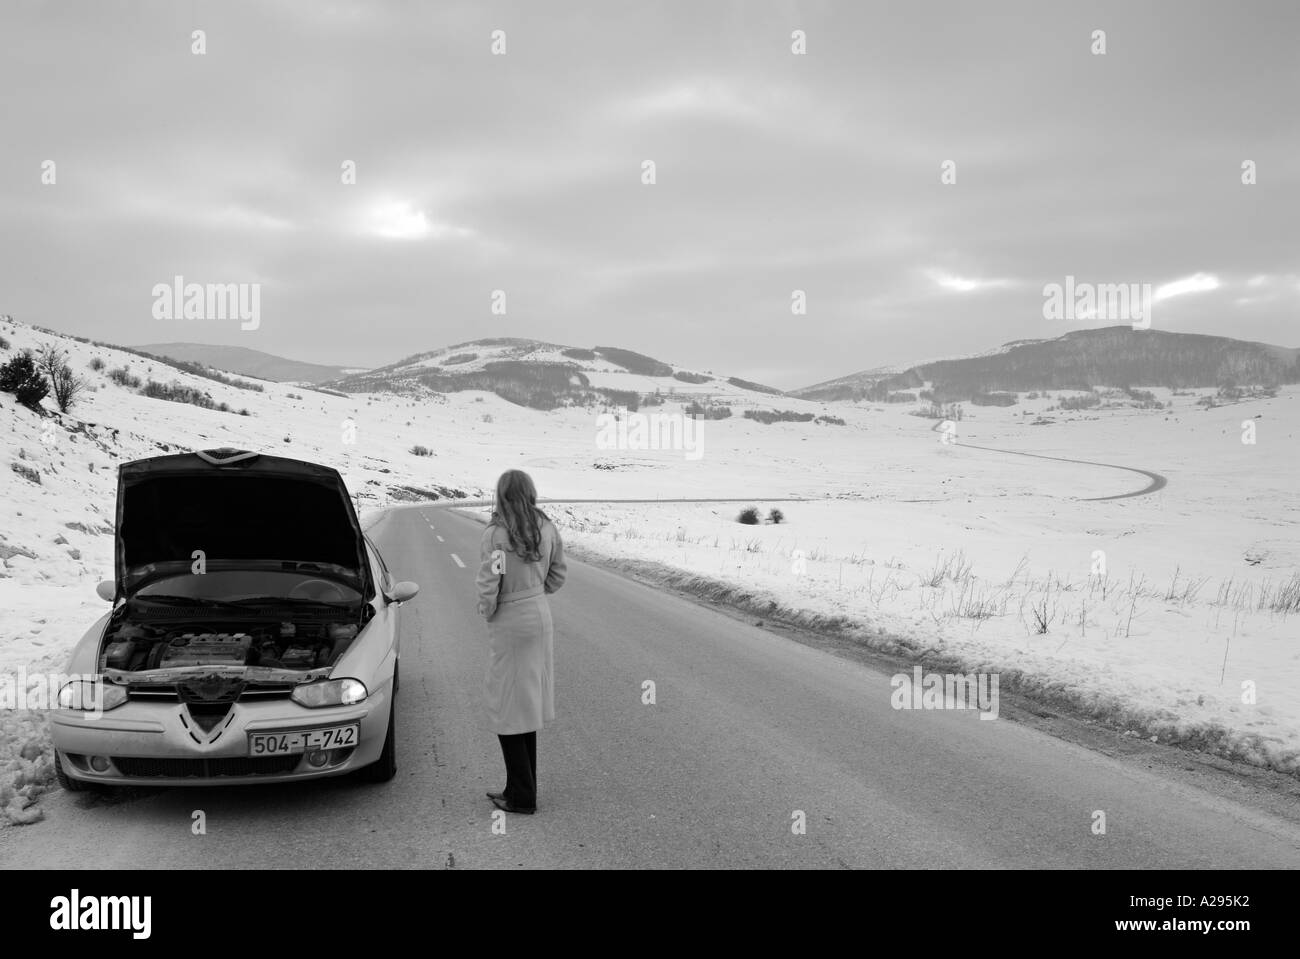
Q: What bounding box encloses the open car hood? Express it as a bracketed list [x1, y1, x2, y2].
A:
[114, 449, 371, 600]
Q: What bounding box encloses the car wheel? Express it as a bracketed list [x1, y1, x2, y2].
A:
[358, 676, 397, 784]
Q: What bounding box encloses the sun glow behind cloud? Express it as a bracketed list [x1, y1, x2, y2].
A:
[360, 199, 475, 242]
[365, 200, 434, 240]
[1153, 272, 1220, 302]
[927, 270, 1016, 293]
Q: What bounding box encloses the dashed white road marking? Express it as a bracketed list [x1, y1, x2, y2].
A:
[450, 553, 465, 568]
[436, 534, 445, 542]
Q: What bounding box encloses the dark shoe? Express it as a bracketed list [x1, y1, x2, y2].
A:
[490, 795, 535, 815]
[486, 790, 505, 802]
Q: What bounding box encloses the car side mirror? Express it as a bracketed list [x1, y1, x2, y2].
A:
[96, 580, 116, 602]
[386, 581, 419, 604]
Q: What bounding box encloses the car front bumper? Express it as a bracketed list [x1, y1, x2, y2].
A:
[50, 689, 391, 786]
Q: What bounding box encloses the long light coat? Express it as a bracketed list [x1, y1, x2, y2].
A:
[476, 516, 566, 735]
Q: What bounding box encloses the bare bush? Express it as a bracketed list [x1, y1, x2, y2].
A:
[50, 363, 87, 413]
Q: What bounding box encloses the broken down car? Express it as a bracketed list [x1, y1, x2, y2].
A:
[51, 448, 418, 788]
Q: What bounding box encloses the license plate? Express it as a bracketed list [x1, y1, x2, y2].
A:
[249, 724, 359, 756]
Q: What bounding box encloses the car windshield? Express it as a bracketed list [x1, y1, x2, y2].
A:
[135, 570, 362, 604]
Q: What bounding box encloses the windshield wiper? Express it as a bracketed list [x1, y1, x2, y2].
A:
[228, 596, 353, 607]
[133, 595, 252, 611]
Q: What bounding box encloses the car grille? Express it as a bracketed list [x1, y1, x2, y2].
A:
[128, 684, 295, 703]
[113, 755, 302, 778]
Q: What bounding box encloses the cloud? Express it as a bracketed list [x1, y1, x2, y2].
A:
[926, 270, 1017, 294]
[1153, 273, 1220, 302]
[1233, 272, 1300, 306]
[622, 80, 763, 124]
[361, 200, 474, 242]
[210, 205, 295, 232]
[1, 1, 1297, 377]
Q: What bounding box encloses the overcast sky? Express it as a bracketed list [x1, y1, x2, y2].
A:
[2, 0, 1296, 389]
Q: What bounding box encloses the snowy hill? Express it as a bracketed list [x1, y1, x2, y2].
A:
[794, 328, 1300, 401]
[137, 342, 358, 384]
[331, 338, 785, 408]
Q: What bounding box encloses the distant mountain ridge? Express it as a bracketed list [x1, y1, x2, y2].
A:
[136, 343, 358, 384]
[794, 328, 1300, 401]
[330, 338, 785, 410]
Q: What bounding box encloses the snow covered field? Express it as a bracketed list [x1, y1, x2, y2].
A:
[502, 387, 1300, 775]
[2, 317, 1297, 824]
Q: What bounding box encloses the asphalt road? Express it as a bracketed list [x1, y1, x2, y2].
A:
[955, 442, 1169, 501]
[3, 506, 1298, 869]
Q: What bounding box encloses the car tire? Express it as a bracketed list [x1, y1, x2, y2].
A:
[358, 672, 397, 784]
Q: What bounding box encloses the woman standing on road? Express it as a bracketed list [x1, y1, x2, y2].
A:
[476, 469, 567, 815]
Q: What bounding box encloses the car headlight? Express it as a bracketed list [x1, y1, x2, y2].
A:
[292, 678, 368, 708]
[57, 680, 127, 712]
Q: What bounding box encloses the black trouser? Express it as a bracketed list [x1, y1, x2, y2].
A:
[497, 731, 537, 808]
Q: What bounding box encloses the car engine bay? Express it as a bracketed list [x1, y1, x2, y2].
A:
[99, 612, 365, 673]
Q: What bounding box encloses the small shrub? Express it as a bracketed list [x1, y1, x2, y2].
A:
[767, 508, 784, 524]
[814, 415, 845, 426]
[141, 379, 232, 412]
[744, 409, 815, 424]
[108, 367, 142, 389]
[32, 345, 85, 412]
[1122, 387, 1161, 409]
[88, 357, 105, 372]
[685, 401, 731, 420]
[410, 445, 432, 457]
[910, 402, 963, 421]
[737, 507, 760, 525]
[50, 364, 86, 413]
[482, 413, 493, 423]
[0, 351, 50, 409]
[1057, 392, 1101, 411]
